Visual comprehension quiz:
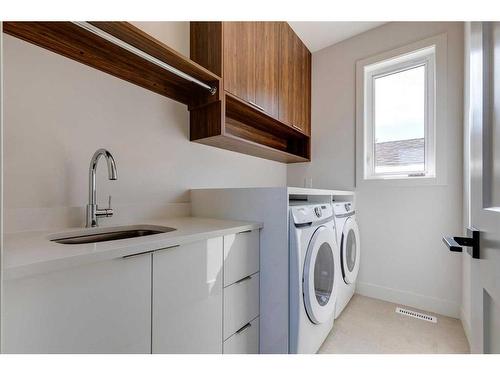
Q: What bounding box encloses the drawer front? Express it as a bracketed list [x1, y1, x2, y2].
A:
[223, 272, 259, 339]
[223, 230, 259, 287]
[223, 317, 259, 354]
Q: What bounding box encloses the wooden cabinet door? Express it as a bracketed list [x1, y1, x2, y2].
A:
[223, 22, 256, 104]
[300, 41, 311, 135]
[279, 22, 311, 134]
[254, 22, 280, 117]
[152, 238, 223, 353]
[224, 22, 280, 117]
[4, 256, 152, 353]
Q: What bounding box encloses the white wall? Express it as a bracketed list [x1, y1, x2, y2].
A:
[3, 23, 286, 233]
[288, 22, 464, 318]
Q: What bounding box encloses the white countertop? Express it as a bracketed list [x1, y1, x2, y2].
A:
[191, 187, 355, 197]
[3, 217, 262, 280]
[287, 187, 354, 196]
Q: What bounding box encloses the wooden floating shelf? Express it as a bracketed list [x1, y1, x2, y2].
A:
[190, 92, 310, 163]
[225, 92, 309, 140]
[3, 22, 221, 107]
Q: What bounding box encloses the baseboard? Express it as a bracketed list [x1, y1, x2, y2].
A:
[460, 307, 472, 348]
[356, 281, 460, 318]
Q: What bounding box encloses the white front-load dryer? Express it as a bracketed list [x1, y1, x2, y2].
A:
[289, 203, 340, 354]
[333, 202, 361, 318]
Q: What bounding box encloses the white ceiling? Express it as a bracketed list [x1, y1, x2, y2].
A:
[288, 22, 386, 52]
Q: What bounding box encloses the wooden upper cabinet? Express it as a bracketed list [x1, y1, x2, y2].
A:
[278, 23, 311, 134]
[190, 22, 309, 130]
[190, 22, 311, 162]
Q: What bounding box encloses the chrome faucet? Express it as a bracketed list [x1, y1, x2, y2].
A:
[86, 148, 118, 227]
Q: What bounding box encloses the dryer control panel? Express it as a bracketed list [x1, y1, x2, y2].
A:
[333, 201, 355, 216]
[290, 204, 334, 225]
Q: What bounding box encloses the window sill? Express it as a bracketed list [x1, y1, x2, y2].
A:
[358, 174, 446, 188]
[365, 173, 435, 180]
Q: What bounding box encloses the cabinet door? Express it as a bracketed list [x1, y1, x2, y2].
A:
[152, 238, 223, 353]
[224, 22, 279, 117]
[279, 22, 311, 134]
[3, 255, 152, 353]
[300, 41, 311, 134]
[223, 22, 256, 103]
[254, 22, 280, 117]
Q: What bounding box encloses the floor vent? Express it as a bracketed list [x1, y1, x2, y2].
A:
[396, 307, 437, 323]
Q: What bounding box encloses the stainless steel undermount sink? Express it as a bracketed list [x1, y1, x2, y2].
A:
[49, 225, 176, 245]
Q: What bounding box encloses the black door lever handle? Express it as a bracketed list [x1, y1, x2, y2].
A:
[442, 227, 480, 259]
[442, 236, 464, 252]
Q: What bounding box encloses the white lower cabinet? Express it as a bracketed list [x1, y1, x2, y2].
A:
[152, 238, 224, 353]
[3, 255, 152, 353]
[4, 230, 259, 354]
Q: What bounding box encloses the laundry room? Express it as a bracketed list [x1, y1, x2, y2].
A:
[0, 1, 499, 374]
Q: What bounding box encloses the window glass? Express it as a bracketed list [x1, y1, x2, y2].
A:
[374, 65, 426, 174]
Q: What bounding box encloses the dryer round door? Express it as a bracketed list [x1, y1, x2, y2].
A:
[340, 217, 360, 284]
[303, 225, 337, 324]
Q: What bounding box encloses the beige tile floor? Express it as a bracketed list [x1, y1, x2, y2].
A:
[319, 294, 470, 354]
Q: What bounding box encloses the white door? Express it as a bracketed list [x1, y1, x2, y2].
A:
[468, 21, 500, 353]
[152, 238, 223, 353]
[303, 226, 337, 324]
[340, 217, 361, 284]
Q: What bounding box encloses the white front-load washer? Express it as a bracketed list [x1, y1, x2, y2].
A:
[333, 201, 361, 318]
[289, 203, 340, 354]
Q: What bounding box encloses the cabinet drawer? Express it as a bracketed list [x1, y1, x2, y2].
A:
[223, 317, 259, 354]
[223, 272, 259, 339]
[223, 229, 259, 287]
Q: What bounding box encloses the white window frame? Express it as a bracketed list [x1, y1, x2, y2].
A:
[356, 34, 448, 187]
[365, 47, 435, 179]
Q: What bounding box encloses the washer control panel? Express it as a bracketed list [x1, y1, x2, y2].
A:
[290, 204, 333, 225]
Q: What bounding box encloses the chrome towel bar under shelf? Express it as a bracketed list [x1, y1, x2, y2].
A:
[72, 22, 217, 95]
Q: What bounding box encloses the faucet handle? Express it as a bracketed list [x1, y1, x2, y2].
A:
[103, 195, 113, 218]
[95, 195, 114, 218]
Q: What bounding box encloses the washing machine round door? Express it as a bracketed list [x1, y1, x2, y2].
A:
[340, 217, 360, 284]
[303, 225, 337, 324]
